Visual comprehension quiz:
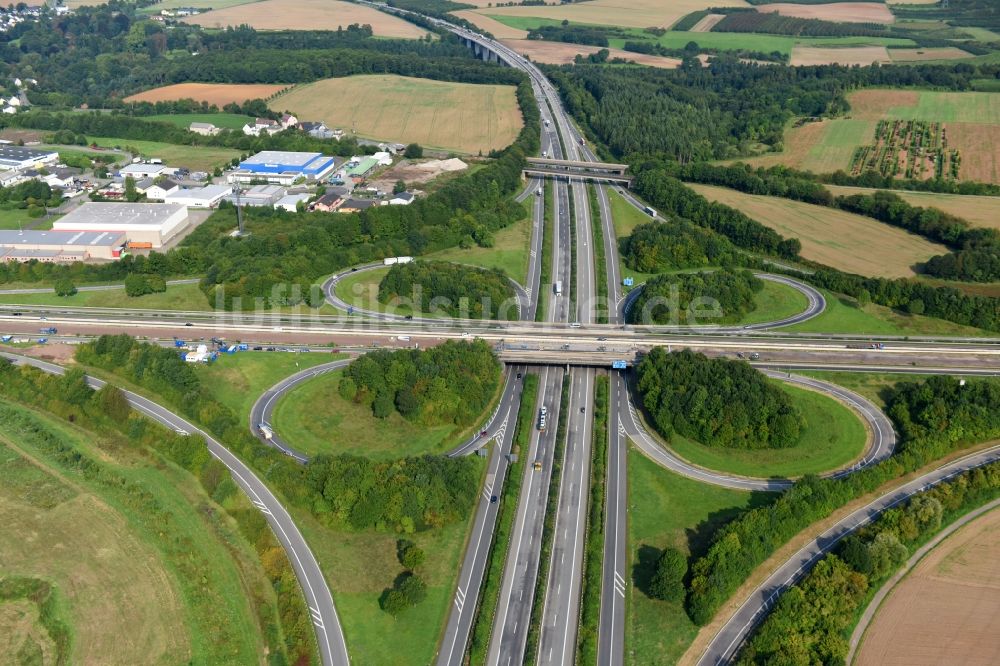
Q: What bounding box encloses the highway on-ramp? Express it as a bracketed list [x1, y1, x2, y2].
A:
[249, 358, 352, 462]
[0, 350, 349, 666]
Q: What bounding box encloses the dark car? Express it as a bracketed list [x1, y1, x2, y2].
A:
[11, 312, 21, 316]
[490, 495, 498, 504]
[185, 322, 193, 327]
[404, 315, 413, 320]
[516, 372, 522, 379]
[580, 407, 586, 414]
[253, 346, 263, 351]
[266, 346, 276, 352]
[351, 267, 358, 272]
[480, 430, 488, 436]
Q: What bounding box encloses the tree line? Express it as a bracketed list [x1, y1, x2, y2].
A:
[339, 340, 501, 428]
[636, 348, 805, 450]
[685, 374, 1000, 626]
[628, 270, 763, 326]
[378, 260, 517, 320]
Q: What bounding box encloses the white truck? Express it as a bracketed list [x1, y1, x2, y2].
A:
[258, 423, 274, 441]
[554, 280, 563, 295]
[644, 206, 658, 219]
[383, 256, 414, 266]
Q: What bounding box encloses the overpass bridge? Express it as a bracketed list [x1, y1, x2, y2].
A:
[526, 157, 629, 175]
[522, 167, 633, 186]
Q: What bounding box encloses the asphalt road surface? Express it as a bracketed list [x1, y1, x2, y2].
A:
[697, 442, 1000, 665]
[599, 372, 628, 666]
[0, 278, 200, 295]
[0, 350, 349, 666]
[436, 366, 526, 666]
[538, 367, 595, 665]
[248, 358, 352, 462]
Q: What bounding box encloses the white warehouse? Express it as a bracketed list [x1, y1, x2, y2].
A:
[52, 202, 190, 248]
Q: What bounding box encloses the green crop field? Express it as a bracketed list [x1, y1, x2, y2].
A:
[0, 401, 276, 664]
[270, 74, 523, 155]
[271, 368, 494, 459]
[663, 382, 867, 478]
[626, 448, 772, 665]
[88, 137, 240, 171]
[0, 282, 211, 310]
[144, 112, 255, 130]
[196, 351, 345, 421]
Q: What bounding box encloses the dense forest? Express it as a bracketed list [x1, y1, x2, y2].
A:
[619, 220, 742, 273]
[339, 340, 501, 427]
[635, 348, 805, 450]
[628, 270, 763, 326]
[545, 61, 986, 162]
[378, 260, 518, 320]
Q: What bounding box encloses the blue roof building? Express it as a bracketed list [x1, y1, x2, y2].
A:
[229, 151, 340, 185]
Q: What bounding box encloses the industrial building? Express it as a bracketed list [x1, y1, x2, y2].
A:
[0, 145, 59, 171]
[223, 184, 286, 207]
[0, 229, 126, 262]
[227, 151, 340, 185]
[52, 202, 189, 248]
[118, 163, 176, 180]
[165, 184, 232, 208]
[274, 193, 311, 212]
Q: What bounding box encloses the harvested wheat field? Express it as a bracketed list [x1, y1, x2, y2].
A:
[188, 0, 428, 37]
[478, 0, 749, 31]
[760, 2, 894, 24]
[124, 82, 289, 106]
[790, 46, 890, 67]
[825, 186, 1000, 230]
[500, 39, 681, 68]
[691, 14, 727, 33]
[688, 184, 947, 277]
[270, 75, 522, 154]
[889, 47, 972, 62]
[856, 507, 1000, 666]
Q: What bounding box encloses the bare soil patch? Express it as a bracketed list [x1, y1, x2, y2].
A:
[187, 0, 428, 37]
[856, 507, 1000, 666]
[690, 14, 726, 33]
[369, 158, 468, 193]
[848, 89, 921, 119]
[790, 46, 890, 67]
[759, 2, 895, 24]
[500, 38, 681, 68]
[889, 47, 972, 61]
[124, 82, 289, 106]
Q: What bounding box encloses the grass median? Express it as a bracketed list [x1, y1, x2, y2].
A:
[577, 374, 609, 661]
[590, 185, 609, 324]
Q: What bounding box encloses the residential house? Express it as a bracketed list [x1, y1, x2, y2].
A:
[338, 198, 375, 214]
[299, 121, 338, 140]
[242, 117, 282, 137]
[189, 121, 220, 136]
[133, 177, 155, 194]
[280, 114, 298, 129]
[310, 191, 345, 212]
[145, 179, 181, 201]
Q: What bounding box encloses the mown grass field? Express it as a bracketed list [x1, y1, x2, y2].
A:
[427, 212, 532, 284]
[0, 282, 211, 311]
[0, 401, 274, 664]
[89, 137, 240, 172]
[785, 288, 995, 337]
[664, 382, 868, 478]
[0, 207, 47, 230]
[196, 351, 345, 421]
[334, 266, 447, 319]
[271, 368, 483, 459]
[270, 75, 523, 154]
[626, 448, 770, 665]
[688, 184, 948, 278]
[145, 112, 255, 130]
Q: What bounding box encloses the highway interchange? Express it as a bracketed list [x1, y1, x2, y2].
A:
[2, 9, 1000, 666]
